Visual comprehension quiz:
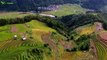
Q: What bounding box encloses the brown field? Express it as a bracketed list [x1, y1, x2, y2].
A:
[99, 31, 107, 44]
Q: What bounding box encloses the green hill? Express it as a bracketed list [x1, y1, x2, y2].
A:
[0, 12, 107, 60]
[42, 4, 87, 17]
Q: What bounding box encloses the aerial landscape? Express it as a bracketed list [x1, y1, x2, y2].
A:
[0, 0, 107, 60]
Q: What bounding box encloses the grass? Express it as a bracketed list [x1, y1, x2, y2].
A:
[42, 4, 87, 17]
[75, 24, 95, 36]
[27, 20, 56, 32]
[15, 24, 28, 32]
[0, 25, 14, 41]
[0, 12, 32, 19]
[71, 24, 95, 40]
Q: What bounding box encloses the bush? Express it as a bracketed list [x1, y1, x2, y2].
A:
[0, 19, 7, 26]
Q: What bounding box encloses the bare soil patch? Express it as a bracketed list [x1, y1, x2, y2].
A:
[11, 25, 18, 33]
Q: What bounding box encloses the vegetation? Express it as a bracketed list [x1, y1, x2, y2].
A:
[0, 19, 60, 60]
[95, 41, 107, 60]
[43, 4, 87, 17]
[0, 0, 79, 11]
[60, 14, 100, 29]
[75, 24, 95, 35]
[0, 14, 65, 33]
[0, 0, 106, 12]
[0, 12, 31, 19]
[97, 13, 107, 30]
[0, 11, 107, 60]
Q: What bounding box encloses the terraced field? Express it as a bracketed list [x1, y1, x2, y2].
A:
[94, 41, 107, 60]
[0, 12, 107, 60]
[0, 20, 59, 60]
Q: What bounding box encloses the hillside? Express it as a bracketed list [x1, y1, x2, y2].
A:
[1, 0, 107, 60]
[42, 4, 87, 17]
[0, 19, 64, 60]
[0, 12, 107, 60]
[0, 0, 107, 12]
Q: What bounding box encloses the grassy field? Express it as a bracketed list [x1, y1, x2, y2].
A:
[0, 25, 14, 41]
[0, 12, 33, 19]
[42, 4, 87, 17]
[75, 24, 95, 36]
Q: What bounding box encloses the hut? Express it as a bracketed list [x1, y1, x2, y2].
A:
[21, 36, 27, 41]
[13, 35, 17, 40]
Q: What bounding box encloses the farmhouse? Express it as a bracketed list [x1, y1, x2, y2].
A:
[13, 35, 17, 40]
[21, 36, 27, 41]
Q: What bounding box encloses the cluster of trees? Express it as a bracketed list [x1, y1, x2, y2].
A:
[27, 48, 43, 60]
[0, 16, 31, 26]
[25, 45, 51, 60]
[60, 14, 102, 31]
[66, 35, 90, 52]
[75, 35, 90, 51]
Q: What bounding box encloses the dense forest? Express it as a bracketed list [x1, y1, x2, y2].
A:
[0, 0, 107, 12]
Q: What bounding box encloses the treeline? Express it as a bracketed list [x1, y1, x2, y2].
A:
[0, 14, 65, 34]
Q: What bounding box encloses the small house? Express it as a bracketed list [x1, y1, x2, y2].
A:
[13, 35, 17, 40]
[21, 36, 27, 41]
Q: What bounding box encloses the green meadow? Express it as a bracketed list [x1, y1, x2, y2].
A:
[42, 4, 87, 17]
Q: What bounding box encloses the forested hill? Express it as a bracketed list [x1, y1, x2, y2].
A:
[0, 0, 80, 11]
[0, 0, 107, 12]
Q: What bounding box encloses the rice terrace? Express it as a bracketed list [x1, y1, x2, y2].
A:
[0, 0, 107, 60]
